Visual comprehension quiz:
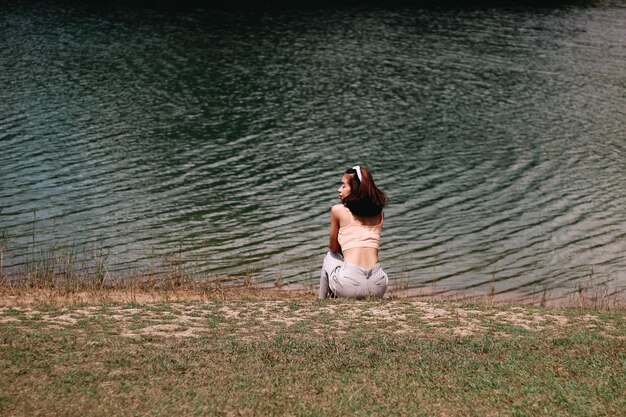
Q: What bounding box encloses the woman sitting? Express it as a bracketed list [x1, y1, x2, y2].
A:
[319, 166, 389, 299]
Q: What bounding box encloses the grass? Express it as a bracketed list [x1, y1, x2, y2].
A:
[1, 228, 625, 415]
[1, 292, 625, 417]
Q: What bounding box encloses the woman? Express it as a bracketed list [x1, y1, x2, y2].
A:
[319, 166, 389, 299]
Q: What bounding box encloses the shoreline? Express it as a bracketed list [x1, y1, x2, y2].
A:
[2, 236, 624, 310]
[1, 276, 624, 310]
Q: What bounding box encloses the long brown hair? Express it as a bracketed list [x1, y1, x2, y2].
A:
[342, 166, 388, 217]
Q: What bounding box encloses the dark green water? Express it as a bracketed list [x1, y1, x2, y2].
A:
[1, 1, 625, 299]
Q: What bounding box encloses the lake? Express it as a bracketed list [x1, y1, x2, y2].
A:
[1, 0, 625, 299]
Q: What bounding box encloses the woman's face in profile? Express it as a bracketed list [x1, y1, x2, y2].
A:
[338, 174, 352, 201]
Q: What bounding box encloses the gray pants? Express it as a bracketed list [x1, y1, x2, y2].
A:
[319, 251, 388, 299]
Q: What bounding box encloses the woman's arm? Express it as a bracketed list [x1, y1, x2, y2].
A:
[328, 205, 342, 253]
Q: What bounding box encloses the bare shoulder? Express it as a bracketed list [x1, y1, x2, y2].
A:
[331, 204, 348, 214]
[331, 203, 346, 212]
[331, 204, 350, 220]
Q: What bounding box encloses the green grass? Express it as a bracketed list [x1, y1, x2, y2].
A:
[1, 298, 624, 416]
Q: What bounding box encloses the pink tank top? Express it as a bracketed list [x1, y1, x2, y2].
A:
[338, 209, 383, 251]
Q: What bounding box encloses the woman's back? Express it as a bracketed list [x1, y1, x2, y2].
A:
[336, 205, 382, 269]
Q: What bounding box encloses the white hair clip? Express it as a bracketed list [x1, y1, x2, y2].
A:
[352, 165, 363, 182]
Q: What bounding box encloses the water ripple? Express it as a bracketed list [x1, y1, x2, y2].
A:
[1, 2, 625, 297]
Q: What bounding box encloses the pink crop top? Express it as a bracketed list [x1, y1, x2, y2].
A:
[338, 210, 383, 251]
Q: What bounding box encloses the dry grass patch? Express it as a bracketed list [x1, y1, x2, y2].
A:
[1, 298, 621, 342]
[1, 289, 625, 417]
